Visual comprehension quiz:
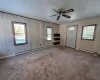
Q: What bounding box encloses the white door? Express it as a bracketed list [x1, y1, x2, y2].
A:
[66, 25, 77, 48]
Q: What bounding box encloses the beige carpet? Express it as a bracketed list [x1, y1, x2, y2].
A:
[0, 47, 100, 80]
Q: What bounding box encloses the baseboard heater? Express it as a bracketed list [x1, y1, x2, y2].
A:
[0, 45, 54, 60]
[78, 48, 95, 53]
[15, 45, 54, 56]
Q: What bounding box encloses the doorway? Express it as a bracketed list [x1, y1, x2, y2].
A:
[66, 25, 77, 48]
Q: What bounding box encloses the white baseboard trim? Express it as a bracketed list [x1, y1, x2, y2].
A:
[0, 45, 54, 60]
[78, 48, 95, 53]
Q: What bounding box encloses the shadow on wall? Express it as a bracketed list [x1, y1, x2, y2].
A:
[0, 52, 10, 66]
[0, 52, 8, 58]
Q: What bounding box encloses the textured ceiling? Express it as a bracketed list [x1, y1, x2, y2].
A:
[0, 0, 100, 24]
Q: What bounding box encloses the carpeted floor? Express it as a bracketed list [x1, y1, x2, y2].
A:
[0, 47, 100, 80]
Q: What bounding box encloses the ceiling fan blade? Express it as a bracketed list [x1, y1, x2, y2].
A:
[62, 15, 71, 18]
[63, 9, 74, 13]
[49, 14, 58, 17]
[57, 15, 60, 20]
[53, 9, 58, 13]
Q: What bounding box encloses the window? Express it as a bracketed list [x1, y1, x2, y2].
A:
[47, 27, 52, 40]
[69, 27, 75, 30]
[12, 22, 27, 45]
[81, 24, 96, 40]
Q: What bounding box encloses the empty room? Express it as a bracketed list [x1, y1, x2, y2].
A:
[0, 0, 100, 80]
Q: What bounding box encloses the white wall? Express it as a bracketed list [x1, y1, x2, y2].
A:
[60, 17, 100, 54]
[0, 12, 59, 58]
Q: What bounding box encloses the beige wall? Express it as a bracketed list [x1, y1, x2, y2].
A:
[0, 12, 59, 58]
[60, 17, 100, 54]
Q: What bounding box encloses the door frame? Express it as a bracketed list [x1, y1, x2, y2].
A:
[65, 25, 78, 49]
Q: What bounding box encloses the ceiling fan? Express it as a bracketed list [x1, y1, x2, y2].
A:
[50, 8, 74, 21]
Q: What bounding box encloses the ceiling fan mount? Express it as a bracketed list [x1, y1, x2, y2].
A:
[50, 8, 74, 21]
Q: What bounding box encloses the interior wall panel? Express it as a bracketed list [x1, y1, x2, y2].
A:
[60, 17, 100, 53]
[43, 22, 59, 47]
[60, 24, 66, 46]
[3, 13, 31, 55]
[0, 12, 59, 58]
[95, 17, 100, 54]
[29, 20, 43, 49]
[29, 19, 37, 49]
[39, 22, 44, 47]
[0, 12, 9, 57]
[79, 17, 99, 52]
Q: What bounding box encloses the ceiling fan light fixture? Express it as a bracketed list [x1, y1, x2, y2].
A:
[50, 8, 74, 21]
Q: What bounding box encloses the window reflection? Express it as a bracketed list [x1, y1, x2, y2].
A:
[82, 25, 96, 40]
[12, 22, 27, 45]
[47, 27, 52, 40]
